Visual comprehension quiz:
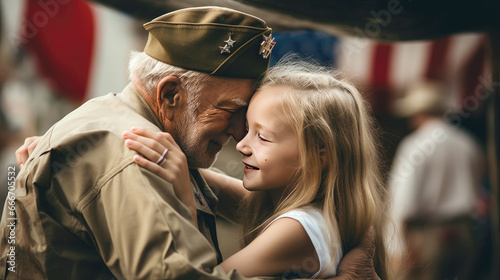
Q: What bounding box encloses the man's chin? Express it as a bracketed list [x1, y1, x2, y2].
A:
[185, 140, 227, 169]
[208, 140, 225, 155]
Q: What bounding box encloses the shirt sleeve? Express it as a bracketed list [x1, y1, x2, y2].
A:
[79, 163, 269, 280]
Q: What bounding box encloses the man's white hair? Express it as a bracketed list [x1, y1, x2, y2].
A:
[128, 51, 210, 114]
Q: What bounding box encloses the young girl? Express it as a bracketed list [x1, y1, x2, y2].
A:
[123, 58, 390, 279]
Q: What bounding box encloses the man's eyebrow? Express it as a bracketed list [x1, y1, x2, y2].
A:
[218, 98, 248, 107]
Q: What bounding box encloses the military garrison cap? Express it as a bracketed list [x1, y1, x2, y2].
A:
[143, 6, 275, 79]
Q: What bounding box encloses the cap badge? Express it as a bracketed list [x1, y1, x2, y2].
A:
[220, 33, 236, 54]
[259, 34, 275, 59]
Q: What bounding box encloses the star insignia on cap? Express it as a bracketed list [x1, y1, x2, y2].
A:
[220, 33, 236, 54]
[259, 34, 276, 59]
[219, 44, 231, 54]
[224, 34, 236, 47]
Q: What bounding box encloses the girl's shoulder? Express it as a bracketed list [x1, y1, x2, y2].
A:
[221, 210, 320, 278]
[266, 206, 343, 278]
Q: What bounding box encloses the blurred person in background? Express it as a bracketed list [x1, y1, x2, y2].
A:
[388, 80, 486, 280]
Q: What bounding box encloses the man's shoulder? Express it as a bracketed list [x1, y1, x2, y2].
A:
[26, 92, 159, 198]
[46, 91, 160, 151]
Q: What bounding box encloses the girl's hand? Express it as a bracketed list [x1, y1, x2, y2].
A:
[16, 136, 41, 169]
[122, 126, 197, 227]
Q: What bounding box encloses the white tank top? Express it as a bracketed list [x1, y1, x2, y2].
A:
[264, 206, 343, 278]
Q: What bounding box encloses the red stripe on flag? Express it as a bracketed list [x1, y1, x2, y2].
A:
[425, 38, 450, 80]
[369, 43, 394, 112]
[370, 43, 393, 88]
[23, 0, 95, 103]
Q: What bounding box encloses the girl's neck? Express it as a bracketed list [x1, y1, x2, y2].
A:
[267, 188, 286, 206]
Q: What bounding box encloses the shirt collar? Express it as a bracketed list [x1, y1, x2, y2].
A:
[118, 83, 165, 131]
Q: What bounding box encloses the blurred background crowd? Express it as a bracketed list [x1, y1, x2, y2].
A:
[0, 1, 496, 279]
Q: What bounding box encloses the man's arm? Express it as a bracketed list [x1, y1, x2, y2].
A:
[80, 163, 224, 279]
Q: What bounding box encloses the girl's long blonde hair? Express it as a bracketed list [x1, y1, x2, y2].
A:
[240, 56, 390, 279]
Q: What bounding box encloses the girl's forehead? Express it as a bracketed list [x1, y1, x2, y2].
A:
[250, 85, 290, 105]
[248, 89, 282, 114]
[246, 86, 293, 131]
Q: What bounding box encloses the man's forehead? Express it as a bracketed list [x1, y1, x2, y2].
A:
[202, 77, 255, 105]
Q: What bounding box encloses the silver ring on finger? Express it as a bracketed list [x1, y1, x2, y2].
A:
[155, 148, 168, 165]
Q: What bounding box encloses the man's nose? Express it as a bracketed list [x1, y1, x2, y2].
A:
[226, 109, 246, 141]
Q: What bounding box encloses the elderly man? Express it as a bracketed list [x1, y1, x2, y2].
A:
[3, 6, 378, 280]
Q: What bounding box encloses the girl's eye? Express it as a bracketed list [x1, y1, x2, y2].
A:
[258, 133, 270, 142]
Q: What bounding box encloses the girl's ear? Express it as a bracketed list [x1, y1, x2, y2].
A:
[156, 76, 181, 120]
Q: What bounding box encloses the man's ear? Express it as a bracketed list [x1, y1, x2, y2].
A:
[157, 76, 181, 120]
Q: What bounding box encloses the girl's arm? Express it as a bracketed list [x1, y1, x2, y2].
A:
[220, 217, 319, 278]
[199, 168, 249, 223]
[122, 127, 197, 227]
[220, 220, 380, 279]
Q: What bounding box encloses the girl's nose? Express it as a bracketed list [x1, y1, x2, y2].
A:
[236, 136, 251, 156]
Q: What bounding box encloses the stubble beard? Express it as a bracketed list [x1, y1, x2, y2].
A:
[175, 106, 217, 169]
[180, 122, 217, 169]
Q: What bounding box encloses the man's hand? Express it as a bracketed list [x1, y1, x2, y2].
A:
[330, 227, 381, 280]
[15, 136, 41, 169]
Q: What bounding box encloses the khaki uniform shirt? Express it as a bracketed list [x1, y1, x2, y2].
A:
[0, 84, 273, 280]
